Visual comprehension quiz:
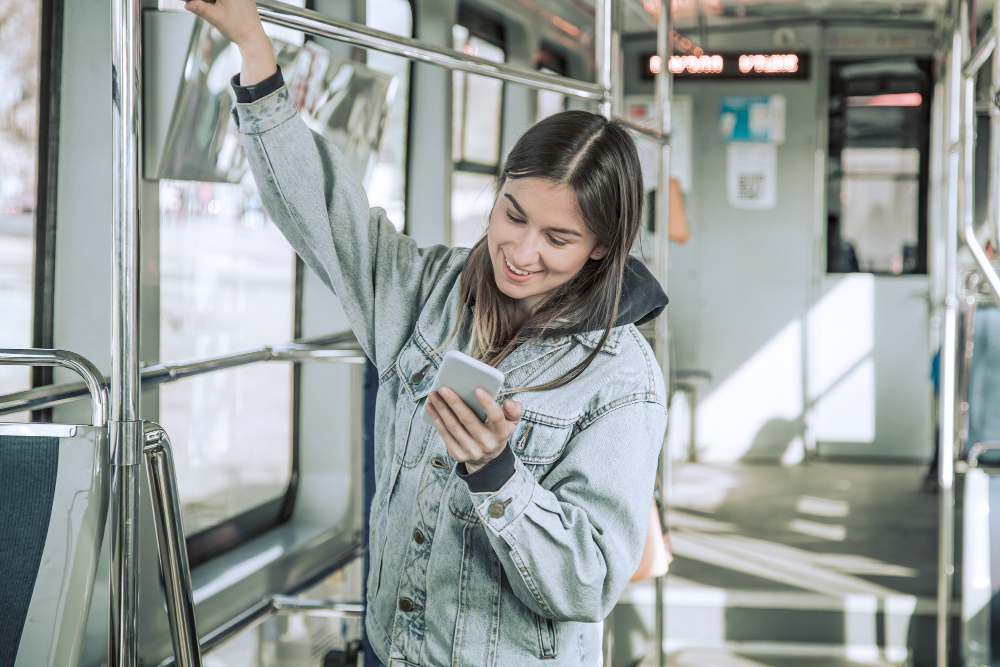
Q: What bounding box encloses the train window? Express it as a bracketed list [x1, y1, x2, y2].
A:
[536, 48, 569, 121]
[159, 180, 296, 554]
[451, 12, 505, 247]
[0, 0, 45, 419]
[827, 58, 931, 275]
[365, 0, 413, 231]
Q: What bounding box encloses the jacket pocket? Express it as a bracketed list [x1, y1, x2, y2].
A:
[393, 329, 441, 467]
[507, 410, 575, 476]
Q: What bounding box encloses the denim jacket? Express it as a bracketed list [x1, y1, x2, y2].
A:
[232, 80, 668, 667]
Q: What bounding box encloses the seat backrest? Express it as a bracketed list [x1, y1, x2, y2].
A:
[0, 423, 109, 667]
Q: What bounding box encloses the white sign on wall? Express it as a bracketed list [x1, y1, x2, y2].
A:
[726, 143, 777, 210]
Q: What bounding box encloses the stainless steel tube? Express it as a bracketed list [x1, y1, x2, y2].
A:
[0, 349, 108, 426]
[959, 29, 1000, 298]
[653, 1, 673, 666]
[270, 595, 364, 616]
[937, 6, 964, 664]
[963, 25, 995, 76]
[595, 0, 614, 117]
[254, 0, 605, 101]
[143, 423, 203, 667]
[0, 333, 365, 418]
[110, 0, 142, 661]
[991, 9, 1000, 255]
[616, 117, 671, 145]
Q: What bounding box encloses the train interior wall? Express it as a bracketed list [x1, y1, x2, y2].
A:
[625, 24, 936, 463]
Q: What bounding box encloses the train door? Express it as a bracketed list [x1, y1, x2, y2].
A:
[814, 55, 934, 460]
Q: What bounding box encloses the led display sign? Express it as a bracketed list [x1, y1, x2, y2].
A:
[640, 51, 811, 80]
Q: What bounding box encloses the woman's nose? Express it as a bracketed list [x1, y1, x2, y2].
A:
[508, 245, 540, 268]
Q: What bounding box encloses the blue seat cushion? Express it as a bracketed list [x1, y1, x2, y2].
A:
[0, 435, 59, 666]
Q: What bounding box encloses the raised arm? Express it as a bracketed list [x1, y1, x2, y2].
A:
[184, 0, 456, 369]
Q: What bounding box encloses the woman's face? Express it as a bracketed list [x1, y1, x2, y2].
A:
[486, 177, 608, 315]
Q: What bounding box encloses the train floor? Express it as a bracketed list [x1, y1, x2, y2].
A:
[613, 461, 944, 667]
[205, 461, 945, 667]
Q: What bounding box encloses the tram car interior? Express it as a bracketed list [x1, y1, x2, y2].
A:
[2, 0, 1000, 664]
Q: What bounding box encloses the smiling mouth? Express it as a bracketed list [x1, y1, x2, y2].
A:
[504, 255, 538, 276]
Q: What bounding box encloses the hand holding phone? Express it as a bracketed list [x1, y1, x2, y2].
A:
[421, 351, 504, 426]
[422, 351, 523, 473]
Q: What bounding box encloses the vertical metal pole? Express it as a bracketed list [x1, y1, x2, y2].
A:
[110, 0, 143, 663]
[653, 0, 672, 666]
[938, 2, 964, 664]
[991, 0, 1000, 253]
[595, 0, 613, 117]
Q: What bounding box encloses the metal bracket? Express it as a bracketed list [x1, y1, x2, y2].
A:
[110, 420, 143, 466]
[967, 441, 1000, 469]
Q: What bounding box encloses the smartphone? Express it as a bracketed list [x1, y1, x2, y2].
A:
[421, 350, 505, 427]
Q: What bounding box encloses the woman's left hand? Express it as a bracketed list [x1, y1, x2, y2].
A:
[425, 388, 523, 473]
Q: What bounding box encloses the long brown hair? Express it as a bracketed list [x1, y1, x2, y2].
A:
[448, 110, 645, 392]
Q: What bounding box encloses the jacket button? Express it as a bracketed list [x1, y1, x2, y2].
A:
[488, 502, 505, 518]
[399, 597, 414, 612]
[413, 529, 426, 544]
[409, 371, 426, 384]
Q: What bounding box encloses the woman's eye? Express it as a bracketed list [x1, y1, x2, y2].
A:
[505, 212, 525, 224]
[548, 236, 567, 247]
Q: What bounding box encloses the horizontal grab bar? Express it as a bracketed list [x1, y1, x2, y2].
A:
[0, 332, 363, 418]
[0, 349, 108, 426]
[255, 0, 607, 102]
[616, 117, 671, 145]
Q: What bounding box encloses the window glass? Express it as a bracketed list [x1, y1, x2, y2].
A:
[159, 180, 296, 536]
[827, 58, 931, 274]
[537, 73, 567, 122]
[452, 26, 505, 166]
[535, 49, 570, 121]
[366, 0, 413, 232]
[452, 19, 505, 247]
[0, 1, 41, 415]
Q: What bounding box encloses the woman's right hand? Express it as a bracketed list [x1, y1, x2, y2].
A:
[184, 0, 277, 86]
[183, 0, 266, 48]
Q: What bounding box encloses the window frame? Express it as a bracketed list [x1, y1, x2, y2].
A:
[24, 0, 64, 421]
[534, 43, 571, 122]
[452, 5, 507, 172]
[366, 0, 416, 234]
[825, 57, 932, 276]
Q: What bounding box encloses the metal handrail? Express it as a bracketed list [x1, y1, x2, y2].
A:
[0, 331, 364, 419]
[963, 25, 995, 76]
[144, 423, 203, 667]
[616, 117, 671, 145]
[255, 0, 607, 102]
[967, 441, 1000, 468]
[0, 349, 109, 426]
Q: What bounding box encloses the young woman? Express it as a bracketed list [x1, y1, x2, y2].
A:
[184, 2, 669, 664]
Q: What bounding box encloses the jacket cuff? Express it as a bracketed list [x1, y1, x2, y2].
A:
[231, 66, 284, 103]
[469, 456, 536, 534]
[456, 445, 516, 493]
[229, 76, 297, 136]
